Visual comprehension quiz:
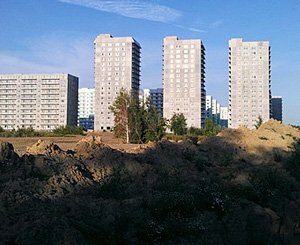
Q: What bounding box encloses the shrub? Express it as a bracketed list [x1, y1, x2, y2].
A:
[0, 127, 41, 137]
[250, 168, 296, 207]
[51, 126, 84, 136]
[187, 127, 203, 136]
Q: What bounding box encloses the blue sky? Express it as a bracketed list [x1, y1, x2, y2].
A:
[0, 0, 299, 124]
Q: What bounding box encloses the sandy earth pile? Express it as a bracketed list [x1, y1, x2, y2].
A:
[0, 120, 300, 244]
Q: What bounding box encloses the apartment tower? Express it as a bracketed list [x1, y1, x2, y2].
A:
[163, 36, 206, 128]
[229, 38, 271, 128]
[78, 88, 95, 130]
[142, 88, 164, 117]
[271, 96, 283, 122]
[94, 34, 141, 131]
[0, 73, 78, 130]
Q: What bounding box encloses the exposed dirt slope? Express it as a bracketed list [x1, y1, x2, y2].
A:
[0, 120, 300, 244]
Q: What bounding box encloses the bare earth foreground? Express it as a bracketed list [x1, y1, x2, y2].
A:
[1, 120, 300, 244]
[0, 132, 142, 155]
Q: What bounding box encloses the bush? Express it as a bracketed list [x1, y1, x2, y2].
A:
[51, 126, 84, 136]
[187, 127, 203, 136]
[0, 126, 84, 137]
[0, 127, 41, 137]
[250, 168, 296, 207]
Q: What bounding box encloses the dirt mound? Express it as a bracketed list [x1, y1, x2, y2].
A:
[74, 135, 103, 154]
[1, 121, 300, 244]
[26, 139, 62, 155]
[206, 120, 300, 165]
[0, 141, 19, 165]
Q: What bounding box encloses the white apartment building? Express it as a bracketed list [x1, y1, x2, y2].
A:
[220, 106, 229, 128]
[206, 95, 221, 125]
[0, 73, 78, 130]
[163, 36, 206, 128]
[78, 88, 95, 130]
[94, 34, 141, 131]
[229, 38, 271, 128]
[78, 88, 94, 118]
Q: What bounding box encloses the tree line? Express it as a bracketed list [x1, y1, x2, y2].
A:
[110, 89, 221, 144]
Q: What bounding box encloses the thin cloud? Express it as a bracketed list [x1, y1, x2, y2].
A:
[175, 24, 206, 33]
[210, 19, 223, 28]
[187, 27, 206, 33]
[58, 0, 182, 23]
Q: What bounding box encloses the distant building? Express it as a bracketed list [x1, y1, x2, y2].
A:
[0, 73, 78, 130]
[220, 107, 229, 128]
[206, 96, 213, 119]
[229, 38, 271, 128]
[163, 36, 206, 128]
[140, 88, 163, 117]
[94, 34, 141, 131]
[271, 96, 283, 122]
[139, 89, 150, 105]
[206, 95, 221, 126]
[78, 88, 95, 130]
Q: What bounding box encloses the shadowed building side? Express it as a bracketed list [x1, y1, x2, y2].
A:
[271, 96, 283, 122]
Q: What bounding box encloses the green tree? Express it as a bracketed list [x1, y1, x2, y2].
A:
[110, 89, 131, 143]
[204, 118, 221, 136]
[129, 96, 145, 144]
[255, 115, 263, 129]
[170, 113, 187, 135]
[144, 104, 167, 142]
[187, 126, 203, 136]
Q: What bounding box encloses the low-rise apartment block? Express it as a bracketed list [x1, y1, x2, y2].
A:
[0, 73, 78, 130]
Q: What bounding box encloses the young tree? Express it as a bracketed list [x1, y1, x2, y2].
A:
[255, 115, 263, 129]
[110, 89, 131, 143]
[128, 96, 145, 144]
[170, 113, 187, 135]
[204, 118, 221, 136]
[144, 104, 167, 142]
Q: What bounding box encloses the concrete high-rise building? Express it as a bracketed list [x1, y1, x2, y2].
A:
[271, 96, 283, 122]
[229, 38, 271, 128]
[0, 73, 78, 130]
[78, 88, 95, 130]
[94, 34, 141, 131]
[206, 95, 213, 119]
[142, 88, 163, 117]
[206, 95, 221, 126]
[220, 106, 229, 128]
[163, 36, 206, 128]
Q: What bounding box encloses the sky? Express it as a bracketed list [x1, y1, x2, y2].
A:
[0, 0, 299, 125]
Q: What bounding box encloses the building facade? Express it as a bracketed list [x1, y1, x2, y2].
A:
[142, 88, 163, 117]
[163, 36, 206, 128]
[94, 34, 141, 131]
[206, 95, 224, 126]
[271, 96, 283, 122]
[78, 88, 95, 130]
[220, 106, 229, 128]
[229, 38, 271, 128]
[0, 73, 78, 130]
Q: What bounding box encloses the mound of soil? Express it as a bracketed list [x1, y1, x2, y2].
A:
[0, 121, 300, 244]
